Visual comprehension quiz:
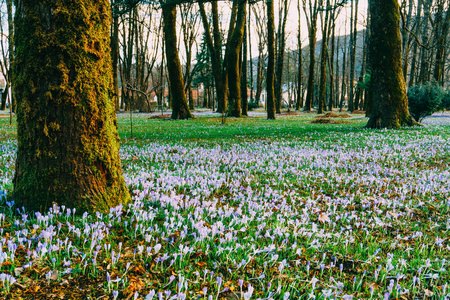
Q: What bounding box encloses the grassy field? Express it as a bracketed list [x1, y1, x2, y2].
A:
[0, 112, 449, 299]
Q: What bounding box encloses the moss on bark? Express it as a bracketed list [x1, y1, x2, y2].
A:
[13, 0, 130, 213]
[366, 0, 418, 128]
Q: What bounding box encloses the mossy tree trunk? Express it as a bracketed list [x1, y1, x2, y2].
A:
[266, 0, 276, 120]
[162, 3, 192, 120]
[366, 0, 417, 129]
[13, 0, 130, 213]
[227, 0, 246, 118]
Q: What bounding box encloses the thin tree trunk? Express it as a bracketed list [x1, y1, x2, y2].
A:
[408, 0, 423, 87]
[303, 0, 319, 111]
[248, 7, 254, 104]
[296, 0, 303, 110]
[267, 0, 276, 119]
[275, 0, 290, 113]
[199, 2, 228, 113]
[318, 0, 330, 114]
[241, 14, 248, 116]
[111, 15, 120, 111]
[418, 0, 430, 84]
[327, 5, 336, 111]
[433, 4, 450, 83]
[335, 34, 340, 109]
[348, 0, 358, 112]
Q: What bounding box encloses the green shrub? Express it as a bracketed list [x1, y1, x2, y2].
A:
[407, 83, 443, 122]
[248, 100, 259, 111]
[440, 89, 450, 111]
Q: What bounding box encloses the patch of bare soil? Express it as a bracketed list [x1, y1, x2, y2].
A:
[352, 110, 366, 114]
[279, 111, 300, 116]
[316, 112, 352, 118]
[311, 118, 350, 124]
[149, 114, 171, 119]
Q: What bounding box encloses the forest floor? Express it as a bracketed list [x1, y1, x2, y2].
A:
[0, 111, 449, 299]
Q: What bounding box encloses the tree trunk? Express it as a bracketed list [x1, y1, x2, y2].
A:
[433, 4, 450, 83]
[13, 0, 130, 213]
[227, 0, 246, 118]
[241, 14, 248, 116]
[162, 3, 192, 120]
[348, 0, 358, 112]
[335, 34, 340, 109]
[418, 0, 430, 84]
[111, 14, 120, 111]
[408, 0, 422, 87]
[303, 0, 319, 112]
[274, 0, 290, 114]
[255, 52, 264, 105]
[1, 0, 14, 112]
[328, 6, 336, 112]
[318, 0, 330, 114]
[267, 0, 276, 119]
[296, 0, 303, 110]
[366, 0, 417, 128]
[248, 7, 254, 104]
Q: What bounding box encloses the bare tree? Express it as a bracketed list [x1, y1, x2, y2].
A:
[252, 3, 267, 107]
[274, 0, 291, 113]
[180, 3, 200, 109]
[302, 0, 320, 111]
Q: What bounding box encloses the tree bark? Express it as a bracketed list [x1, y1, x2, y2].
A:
[366, 0, 417, 128]
[241, 14, 248, 116]
[418, 0, 430, 84]
[433, 3, 450, 83]
[318, 0, 330, 114]
[162, 3, 192, 120]
[13, 0, 130, 213]
[267, 0, 276, 119]
[296, 0, 303, 110]
[274, 0, 290, 113]
[303, 0, 319, 111]
[348, 0, 358, 112]
[227, 0, 246, 118]
[111, 14, 120, 111]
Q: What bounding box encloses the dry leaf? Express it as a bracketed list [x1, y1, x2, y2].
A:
[319, 213, 331, 223]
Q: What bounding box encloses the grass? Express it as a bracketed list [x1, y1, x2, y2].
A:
[0, 112, 449, 299]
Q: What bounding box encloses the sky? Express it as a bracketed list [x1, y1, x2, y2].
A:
[176, 0, 370, 62]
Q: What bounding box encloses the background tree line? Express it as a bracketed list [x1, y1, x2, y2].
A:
[1, 0, 449, 121]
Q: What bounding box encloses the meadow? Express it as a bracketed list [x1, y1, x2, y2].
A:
[0, 112, 449, 299]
